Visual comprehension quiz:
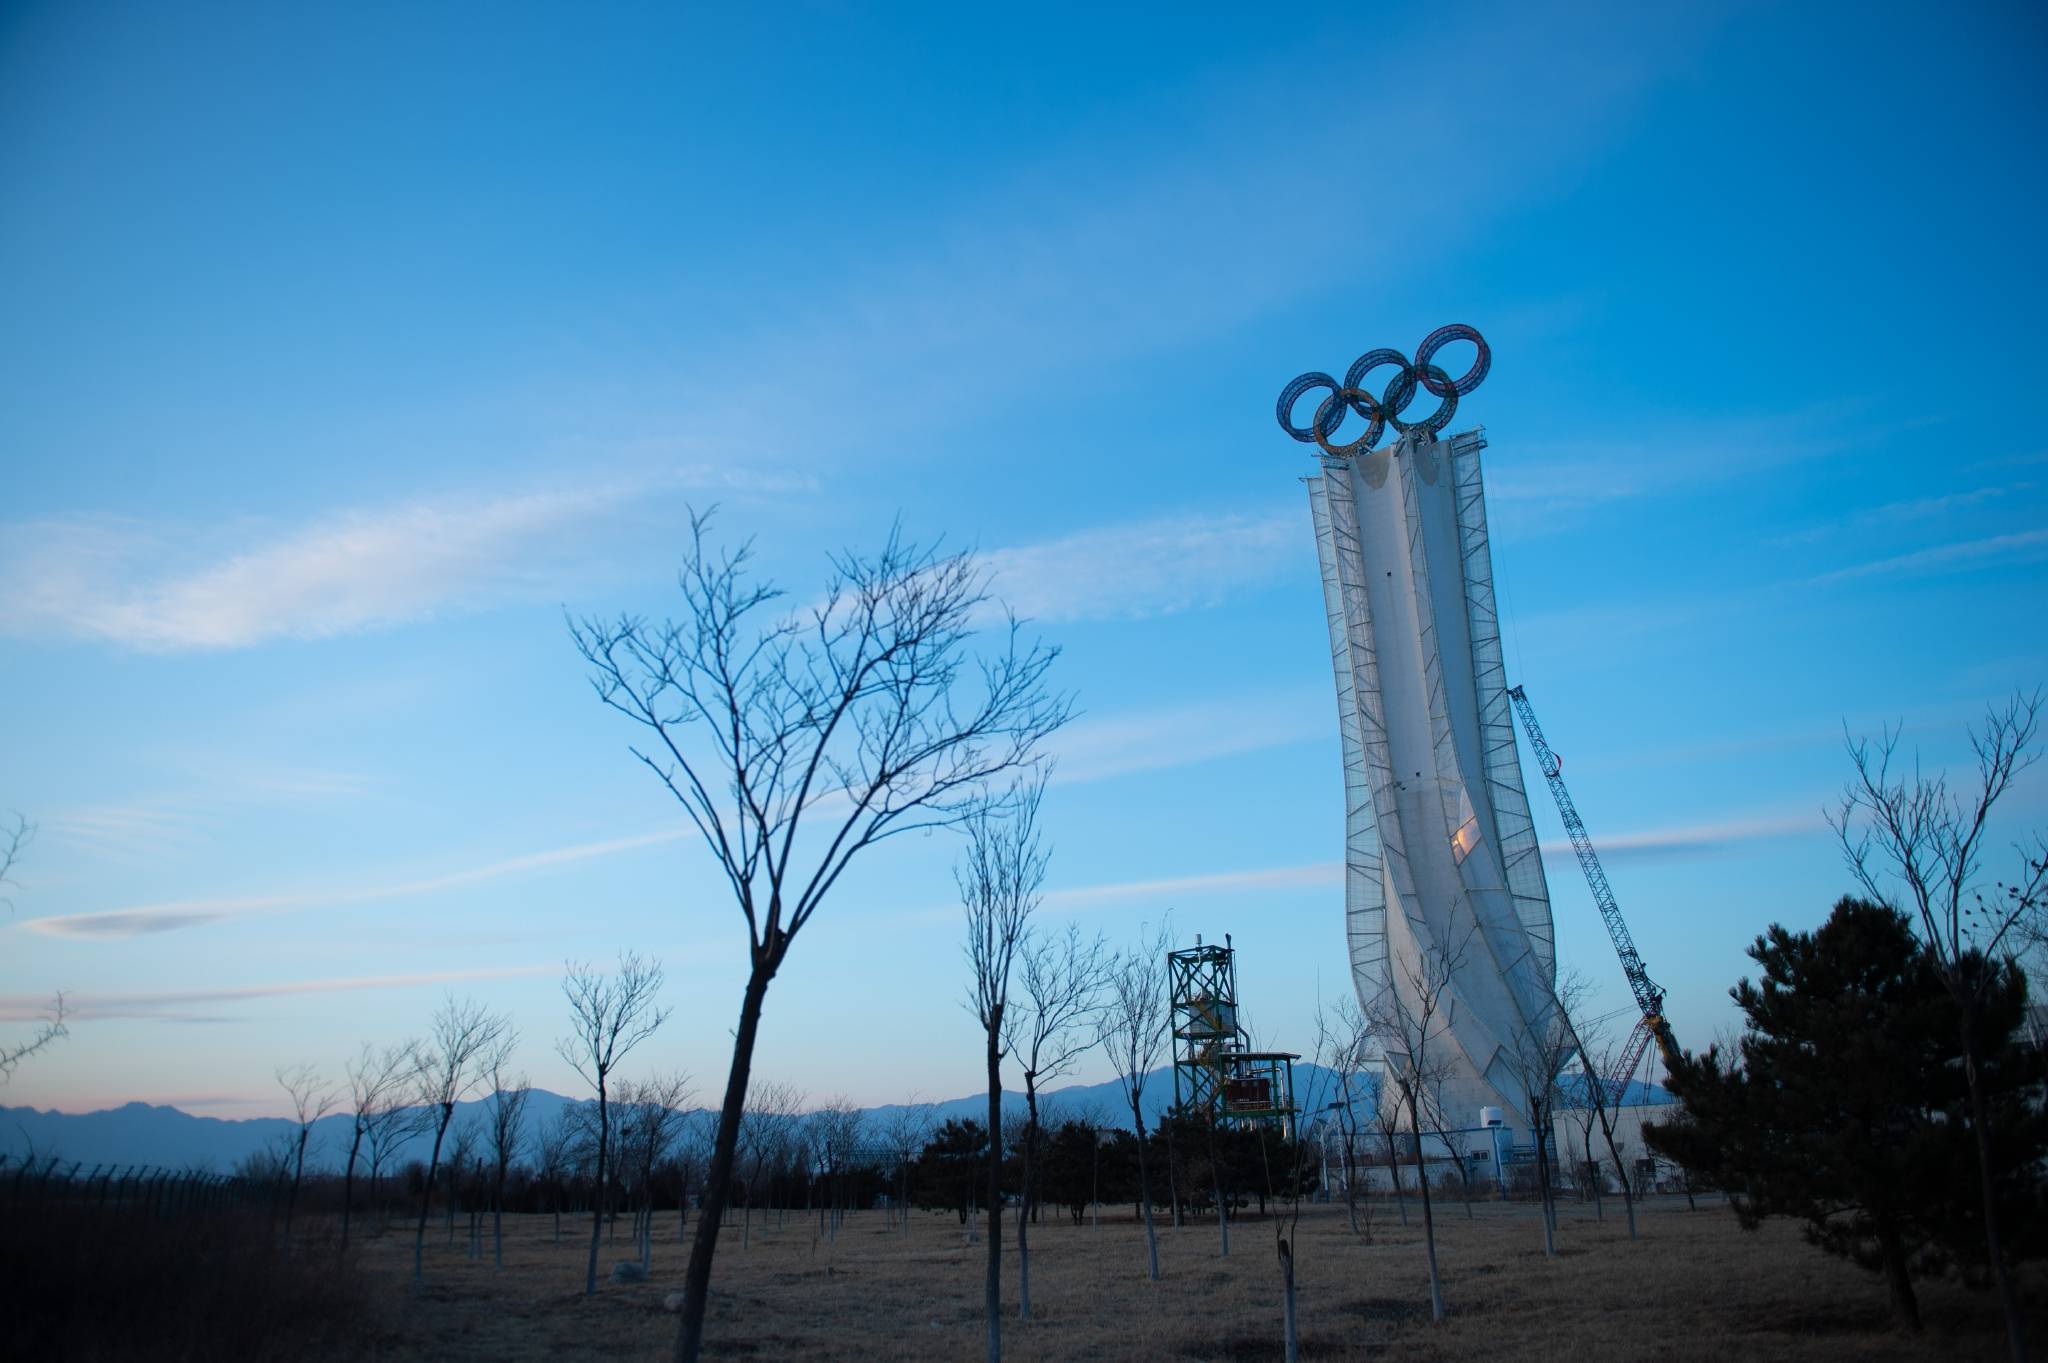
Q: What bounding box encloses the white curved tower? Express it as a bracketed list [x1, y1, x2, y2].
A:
[1307, 422, 1557, 1132]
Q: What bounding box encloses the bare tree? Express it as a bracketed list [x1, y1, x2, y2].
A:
[1556, 1037, 1606, 1220]
[1361, 1045, 1408, 1229]
[1254, 1112, 1315, 1363]
[667, 1110, 715, 1244]
[629, 1071, 693, 1267]
[1258, 1007, 1354, 1363]
[275, 1063, 336, 1249]
[1364, 926, 1470, 1324]
[558, 954, 670, 1296]
[1097, 920, 1171, 1282]
[880, 1098, 934, 1236]
[808, 1097, 865, 1244]
[362, 1059, 417, 1235]
[444, 1119, 481, 1254]
[960, 786, 1044, 1361]
[737, 1079, 802, 1249]
[1006, 920, 1105, 1319]
[342, 1040, 413, 1249]
[0, 816, 66, 1082]
[535, 1110, 575, 1242]
[1419, 1074, 1481, 1221]
[1312, 996, 1373, 1239]
[572, 513, 1070, 1363]
[1508, 972, 1587, 1259]
[0, 812, 30, 916]
[1577, 1017, 1642, 1240]
[409, 995, 509, 1288]
[484, 1036, 531, 1269]
[1833, 690, 2046, 1363]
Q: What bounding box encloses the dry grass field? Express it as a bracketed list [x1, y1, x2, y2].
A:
[353, 1196, 2042, 1362]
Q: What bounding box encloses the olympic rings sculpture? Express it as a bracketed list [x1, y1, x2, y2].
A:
[1275, 324, 1490, 456]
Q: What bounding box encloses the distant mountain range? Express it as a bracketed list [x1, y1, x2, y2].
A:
[0, 1065, 1669, 1173]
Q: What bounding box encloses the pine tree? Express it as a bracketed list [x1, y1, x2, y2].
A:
[1646, 897, 2046, 1331]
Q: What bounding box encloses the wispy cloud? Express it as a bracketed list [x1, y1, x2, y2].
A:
[1047, 809, 1825, 911]
[1487, 403, 1900, 527]
[2, 7, 1706, 654]
[1049, 689, 1328, 785]
[0, 964, 556, 1023]
[41, 764, 373, 864]
[18, 829, 685, 939]
[1806, 527, 2048, 586]
[18, 685, 1332, 939]
[1046, 861, 1343, 910]
[1767, 483, 2031, 547]
[983, 511, 1304, 624]
[42, 804, 207, 863]
[1544, 810, 1821, 864]
[0, 467, 808, 651]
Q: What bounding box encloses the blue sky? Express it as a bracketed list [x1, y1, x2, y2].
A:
[3, 1, 2044, 1118]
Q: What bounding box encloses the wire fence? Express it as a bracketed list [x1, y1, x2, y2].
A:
[1, 1154, 267, 1216]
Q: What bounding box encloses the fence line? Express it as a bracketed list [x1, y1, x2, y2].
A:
[0, 1154, 267, 1216]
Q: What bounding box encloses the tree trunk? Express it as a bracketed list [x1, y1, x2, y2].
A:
[341, 1128, 364, 1251]
[1207, 1120, 1228, 1257]
[412, 1111, 450, 1289]
[1018, 1083, 1036, 1321]
[1534, 1115, 1557, 1258]
[284, 1128, 307, 1248]
[1279, 1235, 1299, 1363]
[1090, 1135, 1099, 1230]
[1598, 1119, 1637, 1240]
[1164, 1121, 1183, 1229]
[1582, 1125, 1603, 1219]
[1132, 1103, 1160, 1281]
[984, 1024, 1004, 1363]
[676, 958, 777, 1363]
[1407, 1093, 1445, 1324]
[1387, 1144, 1409, 1228]
[1881, 1227, 1922, 1333]
[1961, 1034, 2030, 1362]
[586, 1078, 610, 1296]
[493, 1172, 506, 1268]
[1341, 1132, 1360, 1238]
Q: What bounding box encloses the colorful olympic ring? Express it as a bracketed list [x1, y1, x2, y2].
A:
[1276, 325, 1490, 454]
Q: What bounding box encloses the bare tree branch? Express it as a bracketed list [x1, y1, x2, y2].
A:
[558, 954, 669, 1296]
[572, 512, 1068, 1363]
[1829, 689, 2045, 1361]
[1096, 918, 1171, 1282]
[409, 995, 511, 1288]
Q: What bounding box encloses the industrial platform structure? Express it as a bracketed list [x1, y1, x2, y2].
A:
[1277, 327, 1561, 1138]
[1168, 936, 1299, 1138]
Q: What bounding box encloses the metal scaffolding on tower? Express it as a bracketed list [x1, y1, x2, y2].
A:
[1168, 935, 1298, 1138]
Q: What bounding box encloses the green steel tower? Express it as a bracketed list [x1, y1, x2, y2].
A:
[1168, 935, 1298, 1138]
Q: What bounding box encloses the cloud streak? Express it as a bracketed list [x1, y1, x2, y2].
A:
[1544, 810, 1821, 863]
[19, 829, 686, 939]
[0, 964, 557, 1023]
[1806, 527, 2048, 586]
[0, 467, 808, 651]
[3, 8, 1707, 654]
[981, 511, 1304, 625]
[1048, 688, 1329, 786]
[1037, 808, 1824, 914]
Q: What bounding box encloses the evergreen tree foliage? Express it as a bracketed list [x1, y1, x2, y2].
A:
[1645, 897, 2047, 1330]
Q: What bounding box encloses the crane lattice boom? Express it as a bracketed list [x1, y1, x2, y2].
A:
[1507, 685, 1678, 1090]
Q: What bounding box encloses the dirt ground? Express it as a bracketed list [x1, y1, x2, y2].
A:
[354, 1195, 2041, 1361]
